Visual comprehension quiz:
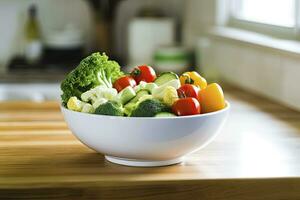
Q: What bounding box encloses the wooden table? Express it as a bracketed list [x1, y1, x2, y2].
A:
[1, 87, 300, 199]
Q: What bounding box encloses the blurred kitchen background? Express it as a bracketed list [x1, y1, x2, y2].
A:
[0, 0, 300, 111]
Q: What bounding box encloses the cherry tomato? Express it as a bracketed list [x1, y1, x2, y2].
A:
[197, 83, 225, 113]
[113, 76, 136, 92]
[131, 65, 156, 84]
[172, 97, 201, 116]
[177, 84, 200, 99]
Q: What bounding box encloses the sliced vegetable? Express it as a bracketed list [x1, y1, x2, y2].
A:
[134, 81, 158, 93]
[123, 90, 151, 116]
[177, 84, 200, 99]
[113, 76, 136, 92]
[145, 83, 158, 93]
[137, 94, 153, 103]
[126, 89, 150, 105]
[127, 94, 153, 114]
[133, 81, 147, 92]
[197, 83, 225, 113]
[152, 79, 181, 99]
[172, 97, 201, 116]
[131, 65, 156, 84]
[155, 112, 176, 117]
[95, 101, 124, 116]
[154, 72, 179, 86]
[180, 71, 207, 89]
[130, 99, 170, 117]
[115, 86, 136, 105]
[124, 102, 136, 116]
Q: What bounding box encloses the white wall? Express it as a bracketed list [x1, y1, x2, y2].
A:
[0, 0, 93, 72]
[198, 38, 300, 111]
[182, 0, 217, 47]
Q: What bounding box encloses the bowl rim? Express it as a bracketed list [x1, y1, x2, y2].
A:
[61, 101, 230, 120]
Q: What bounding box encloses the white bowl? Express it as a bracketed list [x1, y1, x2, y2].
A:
[61, 102, 230, 167]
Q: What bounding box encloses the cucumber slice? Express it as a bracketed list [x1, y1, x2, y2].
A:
[124, 102, 136, 116]
[127, 89, 150, 104]
[123, 89, 150, 116]
[117, 86, 136, 105]
[154, 72, 179, 86]
[155, 112, 177, 117]
[134, 82, 158, 94]
[144, 83, 158, 93]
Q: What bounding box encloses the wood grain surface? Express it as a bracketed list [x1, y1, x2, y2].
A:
[1, 87, 300, 199]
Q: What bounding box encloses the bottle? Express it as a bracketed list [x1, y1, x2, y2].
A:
[24, 4, 42, 64]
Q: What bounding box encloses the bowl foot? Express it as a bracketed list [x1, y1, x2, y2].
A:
[105, 155, 184, 167]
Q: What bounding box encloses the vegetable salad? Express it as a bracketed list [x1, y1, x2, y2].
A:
[61, 52, 226, 117]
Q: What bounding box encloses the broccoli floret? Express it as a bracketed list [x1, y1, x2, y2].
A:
[124, 95, 154, 116]
[130, 99, 170, 117]
[94, 101, 124, 116]
[60, 52, 123, 106]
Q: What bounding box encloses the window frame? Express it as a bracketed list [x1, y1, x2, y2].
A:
[227, 0, 300, 40]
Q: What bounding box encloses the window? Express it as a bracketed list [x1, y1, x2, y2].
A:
[235, 0, 295, 27]
[229, 0, 298, 39]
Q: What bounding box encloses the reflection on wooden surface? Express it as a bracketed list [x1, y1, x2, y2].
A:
[0, 86, 300, 199]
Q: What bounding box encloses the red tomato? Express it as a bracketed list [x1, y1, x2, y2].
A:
[177, 84, 200, 99]
[113, 76, 136, 92]
[172, 97, 201, 116]
[131, 65, 156, 84]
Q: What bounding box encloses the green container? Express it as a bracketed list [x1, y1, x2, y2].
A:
[153, 46, 190, 73]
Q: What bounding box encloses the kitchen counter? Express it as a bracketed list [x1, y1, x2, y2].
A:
[1, 87, 300, 199]
[0, 70, 66, 83]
